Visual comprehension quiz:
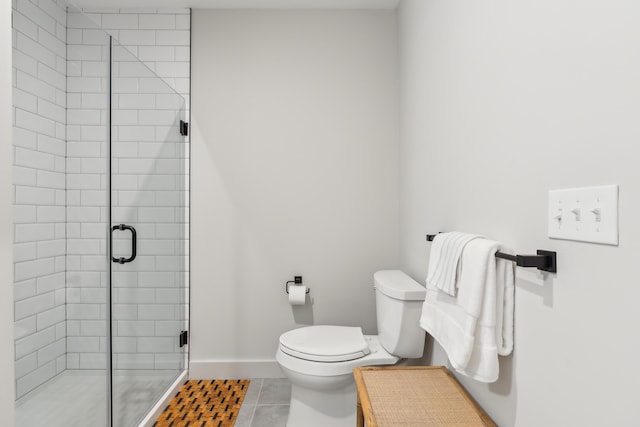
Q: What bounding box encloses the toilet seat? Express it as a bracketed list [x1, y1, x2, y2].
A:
[279, 325, 370, 362]
[276, 334, 399, 377]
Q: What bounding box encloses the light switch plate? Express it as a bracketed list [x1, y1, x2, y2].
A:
[548, 185, 618, 245]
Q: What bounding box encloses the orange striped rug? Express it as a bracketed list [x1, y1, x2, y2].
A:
[154, 379, 250, 427]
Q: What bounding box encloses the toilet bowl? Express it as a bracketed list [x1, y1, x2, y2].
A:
[276, 270, 427, 427]
[276, 330, 398, 427]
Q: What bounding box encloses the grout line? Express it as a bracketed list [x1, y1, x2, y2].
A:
[247, 379, 263, 426]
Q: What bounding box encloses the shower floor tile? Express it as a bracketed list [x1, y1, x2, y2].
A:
[16, 370, 180, 427]
[16, 370, 107, 427]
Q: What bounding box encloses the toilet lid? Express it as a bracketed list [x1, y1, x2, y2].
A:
[279, 326, 370, 362]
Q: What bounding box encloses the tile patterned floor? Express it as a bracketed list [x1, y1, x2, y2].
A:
[234, 379, 291, 427]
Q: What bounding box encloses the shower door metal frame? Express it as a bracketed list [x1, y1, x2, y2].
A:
[106, 35, 113, 427]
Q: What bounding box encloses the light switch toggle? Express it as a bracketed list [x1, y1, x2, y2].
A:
[570, 208, 581, 221]
[548, 185, 618, 245]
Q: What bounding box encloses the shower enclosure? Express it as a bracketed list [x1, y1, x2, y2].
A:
[13, 4, 189, 426]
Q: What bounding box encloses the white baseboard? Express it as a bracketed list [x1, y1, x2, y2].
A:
[189, 359, 284, 379]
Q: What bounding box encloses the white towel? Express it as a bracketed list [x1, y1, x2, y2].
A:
[420, 238, 515, 383]
[458, 242, 515, 382]
[426, 232, 481, 296]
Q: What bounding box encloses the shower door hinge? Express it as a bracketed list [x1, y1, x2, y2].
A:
[180, 120, 189, 136]
[179, 330, 188, 348]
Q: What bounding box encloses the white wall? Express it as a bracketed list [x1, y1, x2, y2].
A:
[1, 0, 16, 422]
[398, 0, 640, 425]
[190, 10, 399, 377]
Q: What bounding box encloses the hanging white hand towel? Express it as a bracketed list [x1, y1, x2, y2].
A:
[420, 238, 515, 382]
[457, 241, 515, 382]
[426, 232, 481, 296]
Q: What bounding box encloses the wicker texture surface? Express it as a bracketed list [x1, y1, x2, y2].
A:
[154, 379, 250, 427]
[361, 368, 491, 426]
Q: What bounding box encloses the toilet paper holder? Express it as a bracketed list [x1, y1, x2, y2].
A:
[285, 276, 310, 294]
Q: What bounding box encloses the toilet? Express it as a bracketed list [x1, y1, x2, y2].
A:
[275, 270, 427, 427]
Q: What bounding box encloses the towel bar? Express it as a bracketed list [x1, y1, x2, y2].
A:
[426, 234, 557, 273]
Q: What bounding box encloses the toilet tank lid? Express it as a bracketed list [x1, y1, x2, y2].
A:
[374, 270, 426, 301]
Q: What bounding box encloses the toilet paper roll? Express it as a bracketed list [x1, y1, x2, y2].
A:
[288, 285, 307, 305]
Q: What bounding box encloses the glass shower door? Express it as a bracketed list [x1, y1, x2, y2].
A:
[109, 39, 188, 427]
[14, 5, 188, 426]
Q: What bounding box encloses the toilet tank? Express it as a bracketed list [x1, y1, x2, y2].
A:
[374, 270, 426, 358]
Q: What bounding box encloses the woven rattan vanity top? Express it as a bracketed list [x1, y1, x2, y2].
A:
[353, 366, 496, 427]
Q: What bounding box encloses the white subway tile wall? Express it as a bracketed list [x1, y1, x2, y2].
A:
[64, 2, 110, 375]
[13, 2, 190, 399]
[78, 8, 190, 106]
[67, 8, 190, 374]
[13, 0, 68, 399]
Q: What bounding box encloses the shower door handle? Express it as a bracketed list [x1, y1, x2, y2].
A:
[111, 224, 137, 264]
